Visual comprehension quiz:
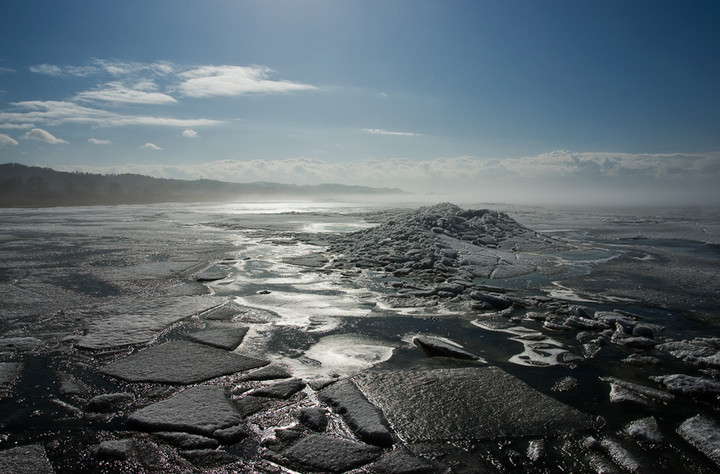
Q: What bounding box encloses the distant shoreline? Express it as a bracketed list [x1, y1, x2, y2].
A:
[0, 163, 407, 208]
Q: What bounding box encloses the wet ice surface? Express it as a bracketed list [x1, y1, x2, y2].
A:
[1, 201, 720, 472]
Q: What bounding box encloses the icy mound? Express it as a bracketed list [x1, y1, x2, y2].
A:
[329, 203, 567, 282]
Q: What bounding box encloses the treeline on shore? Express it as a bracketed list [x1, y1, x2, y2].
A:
[0, 163, 405, 207]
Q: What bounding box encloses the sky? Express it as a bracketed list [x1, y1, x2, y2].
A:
[1, 0, 719, 205]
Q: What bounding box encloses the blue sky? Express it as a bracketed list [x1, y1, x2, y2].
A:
[1, 0, 719, 204]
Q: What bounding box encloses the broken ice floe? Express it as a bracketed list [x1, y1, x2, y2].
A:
[195, 264, 230, 282]
[186, 324, 249, 350]
[76, 296, 222, 349]
[624, 416, 664, 445]
[0, 362, 22, 399]
[100, 341, 267, 384]
[599, 377, 674, 406]
[650, 374, 720, 397]
[0, 443, 54, 473]
[353, 367, 592, 442]
[656, 337, 720, 369]
[411, 335, 485, 361]
[677, 415, 720, 468]
[128, 385, 242, 436]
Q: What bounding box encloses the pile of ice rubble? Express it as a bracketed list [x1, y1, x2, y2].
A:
[328, 202, 568, 281]
[323, 203, 720, 471]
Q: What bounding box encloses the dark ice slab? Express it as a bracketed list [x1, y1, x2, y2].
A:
[281, 434, 382, 473]
[353, 367, 592, 442]
[0, 362, 22, 399]
[0, 337, 44, 352]
[195, 264, 229, 281]
[200, 302, 246, 321]
[677, 414, 720, 467]
[156, 431, 220, 449]
[367, 449, 438, 474]
[282, 253, 329, 268]
[128, 385, 242, 436]
[187, 326, 249, 350]
[0, 444, 54, 474]
[413, 335, 482, 360]
[236, 364, 292, 382]
[320, 378, 394, 447]
[100, 341, 268, 384]
[249, 378, 305, 399]
[76, 296, 223, 349]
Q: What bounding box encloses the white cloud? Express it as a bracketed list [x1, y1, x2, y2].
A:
[181, 129, 198, 138]
[177, 65, 317, 98]
[362, 128, 420, 137]
[115, 116, 220, 127]
[29, 64, 64, 76]
[0, 134, 19, 147]
[0, 122, 34, 129]
[6, 61, 316, 135]
[0, 66, 15, 74]
[140, 142, 162, 151]
[22, 128, 68, 144]
[0, 100, 223, 128]
[76, 81, 177, 104]
[29, 60, 175, 78]
[88, 138, 111, 145]
[94, 59, 176, 77]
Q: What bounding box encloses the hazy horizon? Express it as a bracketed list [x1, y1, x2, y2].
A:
[1, 1, 719, 207]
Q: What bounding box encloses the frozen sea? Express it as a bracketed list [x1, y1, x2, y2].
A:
[1, 200, 720, 472]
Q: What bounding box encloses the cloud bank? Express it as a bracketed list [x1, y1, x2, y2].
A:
[61, 150, 720, 206]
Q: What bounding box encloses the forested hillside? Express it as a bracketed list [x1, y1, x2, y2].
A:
[0, 163, 405, 207]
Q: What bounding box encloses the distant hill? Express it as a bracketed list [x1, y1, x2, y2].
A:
[0, 163, 407, 207]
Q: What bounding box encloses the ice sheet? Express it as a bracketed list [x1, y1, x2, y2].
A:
[235, 291, 371, 332]
[295, 334, 395, 377]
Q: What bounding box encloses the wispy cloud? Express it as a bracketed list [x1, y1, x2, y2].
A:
[362, 128, 420, 137]
[29, 64, 64, 76]
[0, 122, 34, 129]
[29, 60, 175, 78]
[0, 101, 222, 128]
[0, 66, 16, 74]
[76, 81, 177, 104]
[0, 134, 19, 147]
[139, 142, 162, 151]
[177, 65, 317, 98]
[88, 138, 112, 145]
[22, 127, 68, 144]
[181, 129, 198, 138]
